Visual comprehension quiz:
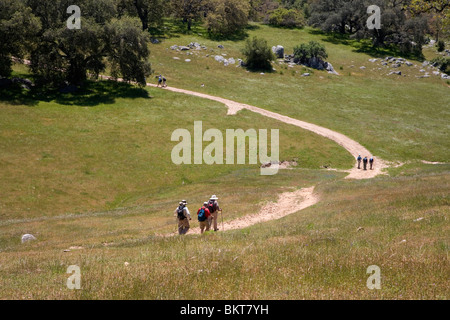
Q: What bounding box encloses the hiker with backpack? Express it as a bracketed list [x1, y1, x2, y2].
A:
[369, 157, 374, 170]
[357, 155, 362, 169]
[157, 74, 163, 87]
[207, 195, 220, 232]
[197, 202, 211, 234]
[174, 200, 191, 235]
[363, 156, 368, 170]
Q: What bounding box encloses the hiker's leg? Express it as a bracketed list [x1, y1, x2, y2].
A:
[200, 221, 207, 233]
[178, 220, 183, 234]
[207, 216, 212, 230]
[213, 211, 218, 231]
[184, 220, 190, 234]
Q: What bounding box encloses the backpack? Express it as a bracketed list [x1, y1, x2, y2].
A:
[177, 205, 185, 220]
[207, 200, 216, 213]
[198, 207, 207, 222]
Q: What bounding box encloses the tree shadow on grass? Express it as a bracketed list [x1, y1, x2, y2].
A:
[0, 80, 151, 107]
[308, 29, 424, 61]
[207, 24, 260, 42]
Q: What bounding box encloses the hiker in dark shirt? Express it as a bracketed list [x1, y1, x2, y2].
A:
[363, 157, 368, 170]
[357, 155, 362, 169]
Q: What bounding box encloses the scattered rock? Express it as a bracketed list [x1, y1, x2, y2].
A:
[389, 71, 402, 76]
[368, 58, 378, 63]
[272, 45, 285, 59]
[185, 59, 191, 62]
[325, 62, 338, 75]
[360, 66, 366, 69]
[179, 46, 190, 51]
[405, 61, 413, 67]
[228, 58, 235, 65]
[150, 38, 159, 44]
[214, 55, 225, 63]
[170, 45, 178, 50]
[357, 227, 365, 232]
[21, 234, 37, 243]
[414, 217, 424, 222]
[301, 73, 310, 77]
[218, 44, 224, 49]
[391, 64, 401, 68]
[173, 57, 180, 60]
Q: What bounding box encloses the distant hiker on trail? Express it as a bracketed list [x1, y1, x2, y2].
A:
[369, 157, 374, 170]
[363, 156, 368, 170]
[162, 76, 167, 87]
[197, 202, 211, 234]
[157, 75, 162, 87]
[357, 155, 362, 169]
[207, 195, 220, 232]
[175, 200, 191, 235]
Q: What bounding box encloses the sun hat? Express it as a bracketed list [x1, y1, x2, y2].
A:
[210, 195, 218, 200]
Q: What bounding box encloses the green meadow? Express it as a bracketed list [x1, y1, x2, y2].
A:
[0, 23, 448, 299]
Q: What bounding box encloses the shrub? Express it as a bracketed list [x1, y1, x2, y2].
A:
[293, 41, 328, 64]
[267, 8, 306, 28]
[437, 40, 445, 52]
[241, 36, 275, 71]
[431, 56, 450, 74]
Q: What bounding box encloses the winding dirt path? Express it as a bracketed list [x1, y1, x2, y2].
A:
[147, 83, 388, 180]
[145, 83, 389, 235]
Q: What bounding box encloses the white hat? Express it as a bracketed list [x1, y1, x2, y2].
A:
[203, 202, 208, 205]
[182, 199, 187, 204]
[210, 195, 218, 200]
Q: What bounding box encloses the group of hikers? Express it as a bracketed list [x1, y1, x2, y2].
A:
[156, 74, 167, 88]
[357, 155, 374, 170]
[174, 195, 221, 235]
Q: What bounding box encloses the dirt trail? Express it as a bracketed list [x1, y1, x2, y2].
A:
[147, 83, 390, 235]
[148, 83, 388, 180]
[185, 187, 318, 235]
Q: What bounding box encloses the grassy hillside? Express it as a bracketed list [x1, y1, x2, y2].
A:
[149, 24, 450, 162]
[0, 22, 448, 300]
[0, 163, 448, 299]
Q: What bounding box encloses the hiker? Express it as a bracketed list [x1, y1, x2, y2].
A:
[157, 74, 163, 87]
[363, 156, 368, 170]
[357, 155, 362, 169]
[207, 195, 220, 232]
[162, 76, 167, 87]
[197, 202, 211, 234]
[174, 200, 191, 235]
[369, 157, 374, 170]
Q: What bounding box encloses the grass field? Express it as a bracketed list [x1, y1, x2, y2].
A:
[0, 22, 448, 300]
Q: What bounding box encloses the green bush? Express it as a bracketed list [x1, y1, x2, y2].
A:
[241, 36, 275, 71]
[431, 56, 450, 74]
[436, 40, 445, 52]
[293, 41, 328, 64]
[267, 8, 306, 28]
